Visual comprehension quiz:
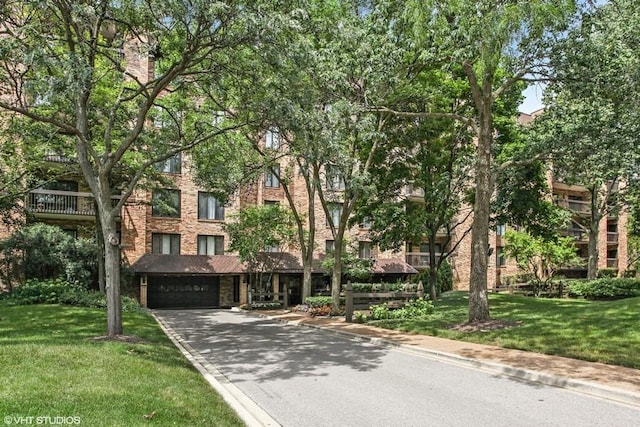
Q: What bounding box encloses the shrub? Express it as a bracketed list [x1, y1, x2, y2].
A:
[413, 259, 454, 295]
[342, 282, 417, 293]
[368, 298, 434, 321]
[2, 278, 142, 311]
[304, 296, 333, 307]
[568, 278, 640, 300]
[597, 269, 618, 278]
[249, 302, 282, 310]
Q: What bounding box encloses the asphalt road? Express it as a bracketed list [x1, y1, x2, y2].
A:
[155, 309, 640, 427]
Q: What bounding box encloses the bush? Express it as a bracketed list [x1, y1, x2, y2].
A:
[413, 259, 454, 295]
[249, 302, 282, 310]
[304, 296, 333, 307]
[568, 278, 640, 300]
[342, 282, 417, 293]
[368, 298, 434, 321]
[597, 269, 618, 278]
[2, 278, 141, 311]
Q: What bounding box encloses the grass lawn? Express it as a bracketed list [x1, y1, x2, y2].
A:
[0, 304, 244, 427]
[369, 291, 640, 369]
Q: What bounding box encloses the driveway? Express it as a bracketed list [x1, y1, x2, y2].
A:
[155, 309, 640, 427]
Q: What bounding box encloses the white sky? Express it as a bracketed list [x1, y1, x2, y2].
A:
[519, 83, 546, 114]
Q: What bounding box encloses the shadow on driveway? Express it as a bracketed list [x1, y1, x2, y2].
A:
[154, 309, 389, 383]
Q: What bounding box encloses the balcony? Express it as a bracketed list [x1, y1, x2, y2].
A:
[406, 252, 443, 269]
[607, 258, 618, 268]
[28, 189, 120, 218]
[560, 228, 588, 242]
[555, 198, 590, 214]
[607, 232, 618, 243]
[405, 184, 424, 198]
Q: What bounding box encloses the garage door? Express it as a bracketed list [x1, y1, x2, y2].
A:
[148, 276, 220, 309]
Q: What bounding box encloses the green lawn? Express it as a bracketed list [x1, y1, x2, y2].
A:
[0, 304, 243, 427]
[370, 291, 640, 369]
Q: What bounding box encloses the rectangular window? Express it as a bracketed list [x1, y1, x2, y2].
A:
[325, 240, 335, 253]
[233, 276, 240, 302]
[326, 203, 342, 227]
[496, 246, 506, 267]
[197, 235, 224, 255]
[359, 241, 372, 259]
[264, 243, 279, 253]
[152, 189, 181, 218]
[326, 165, 345, 191]
[360, 217, 372, 229]
[496, 224, 506, 236]
[152, 233, 180, 255]
[265, 128, 281, 149]
[198, 192, 224, 220]
[155, 153, 181, 174]
[265, 164, 280, 188]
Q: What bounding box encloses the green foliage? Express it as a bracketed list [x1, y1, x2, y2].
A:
[248, 302, 282, 310]
[0, 224, 98, 286]
[414, 260, 454, 295]
[342, 282, 418, 293]
[304, 296, 333, 308]
[503, 230, 582, 285]
[596, 269, 618, 279]
[367, 298, 434, 321]
[320, 245, 374, 282]
[568, 278, 640, 300]
[1, 278, 141, 311]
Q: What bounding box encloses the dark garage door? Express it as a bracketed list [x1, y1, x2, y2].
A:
[148, 276, 220, 309]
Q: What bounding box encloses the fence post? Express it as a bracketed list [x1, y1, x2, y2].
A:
[417, 281, 424, 299]
[283, 282, 289, 309]
[345, 281, 353, 323]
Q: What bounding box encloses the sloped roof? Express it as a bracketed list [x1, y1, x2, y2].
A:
[131, 253, 418, 276]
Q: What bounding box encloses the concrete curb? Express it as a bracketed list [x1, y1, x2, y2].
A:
[152, 313, 281, 427]
[244, 309, 640, 408]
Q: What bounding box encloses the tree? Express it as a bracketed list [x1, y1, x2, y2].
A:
[389, 0, 577, 321]
[224, 204, 297, 302]
[0, 1, 289, 336]
[530, 0, 640, 279]
[359, 108, 475, 300]
[503, 230, 581, 294]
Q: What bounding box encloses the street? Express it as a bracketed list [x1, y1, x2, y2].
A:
[155, 309, 640, 427]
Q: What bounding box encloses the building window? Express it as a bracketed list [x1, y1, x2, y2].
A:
[326, 203, 342, 227]
[198, 192, 224, 220]
[265, 164, 280, 188]
[325, 240, 335, 253]
[63, 229, 78, 239]
[496, 246, 506, 267]
[326, 165, 345, 191]
[152, 189, 181, 218]
[359, 241, 372, 259]
[155, 153, 181, 174]
[264, 243, 279, 253]
[496, 223, 506, 236]
[152, 233, 180, 255]
[264, 200, 279, 206]
[265, 128, 281, 149]
[197, 235, 224, 255]
[360, 217, 372, 229]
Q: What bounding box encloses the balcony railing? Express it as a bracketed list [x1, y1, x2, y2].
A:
[28, 189, 120, 217]
[561, 228, 587, 242]
[555, 198, 590, 214]
[406, 252, 443, 269]
[607, 232, 618, 243]
[607, 258, 618, 268]
[405, 185, 424, 198]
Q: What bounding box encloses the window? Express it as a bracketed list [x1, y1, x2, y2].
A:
[265, 128, 281, 149]
[265, 164, 280, 188]
[326, 203, 342, 227]
[326, 165, 345, 191]
[359, 241, 372, 259]
[197, 235, 224, 255]
[496, 246, 506, 267]
[212, 110, 225, 126]
[360, 217, 372, 229]
[264, 200, 280, 206]
[63, 229, 78, 239]
[152, 233, 180, 255]
[325, 240, 335, 253]
[496, 224, 506, 236]
[155, 153, 181, 174]
[198, 192, 224, 220]
[264, 243, 279, 253]
[152, 189, 181, 218]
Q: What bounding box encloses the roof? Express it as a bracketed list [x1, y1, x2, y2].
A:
[131, 253, 418, 276]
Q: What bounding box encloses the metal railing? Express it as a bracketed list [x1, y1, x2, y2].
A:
[555, 198, 590, 214]
[28, 189, 120, 216]
[607, 258, 618, 268]
[405, 252, 444, 269]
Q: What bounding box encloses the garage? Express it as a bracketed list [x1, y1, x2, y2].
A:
[147, 275, 220, 309]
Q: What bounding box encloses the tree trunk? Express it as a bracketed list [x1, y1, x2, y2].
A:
[428, 239, 438, 300]
[468, 104, 492, 322]
[302, 260, 312, 302]
[587, 214, 600, 280]
[102, 213, 122, 336]
[331, 242, 343, 310]
[95, 209, 106, 293]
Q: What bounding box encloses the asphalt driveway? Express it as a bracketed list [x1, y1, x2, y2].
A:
[154, 309, 640, 427]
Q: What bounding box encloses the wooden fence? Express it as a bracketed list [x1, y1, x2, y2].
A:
[344, 281, 425, 323]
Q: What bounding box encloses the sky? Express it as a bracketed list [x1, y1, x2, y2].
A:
[519, 83, 546, 114]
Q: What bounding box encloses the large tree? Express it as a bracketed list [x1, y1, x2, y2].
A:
[389, 0, 577, 321]
[0, 0, 289, 336]
[531, 0, 640, 279]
